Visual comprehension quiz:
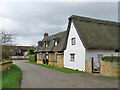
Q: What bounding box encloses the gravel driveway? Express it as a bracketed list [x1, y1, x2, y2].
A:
[13, 60, 118, 88]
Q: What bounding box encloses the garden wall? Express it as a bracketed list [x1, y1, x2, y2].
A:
[85, 57, 120, 77]
[85, 59, 92, 73]
[0, 61, 13, 72]
[100, 59, 120, 77]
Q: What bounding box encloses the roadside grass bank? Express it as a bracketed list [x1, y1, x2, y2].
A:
[26, 61, 86, 73]
[2, 64, 21, 88]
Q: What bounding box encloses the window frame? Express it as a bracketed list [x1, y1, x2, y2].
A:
[55, 41, 57, 46]
[46, 44, 48, 47]
[39, 54, 41, 60]
[98, 54, 103, 62]
[46, 54, 49, 60]
[71, 37, 76, 45]
[70, 53, 75, 62]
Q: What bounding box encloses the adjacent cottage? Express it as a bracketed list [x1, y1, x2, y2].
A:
[35, 31, 68, 67]
[64, 15, 119, 72]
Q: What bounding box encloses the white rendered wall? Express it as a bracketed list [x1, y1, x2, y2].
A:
[64, 21, 86, 71]
[85, 50, 119, 62]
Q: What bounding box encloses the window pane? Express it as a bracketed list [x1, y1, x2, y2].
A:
[39, 54, 41, 60]
[70, 54, 75, 62]
[71, 38, 75, 45]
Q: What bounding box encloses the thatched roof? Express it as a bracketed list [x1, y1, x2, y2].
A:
[69, 15, 119, 50]
[35, 31, 68, 52]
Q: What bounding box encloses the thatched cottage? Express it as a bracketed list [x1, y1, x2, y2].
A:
[64, 15, 119, 71]
[35, 31, 68, 67]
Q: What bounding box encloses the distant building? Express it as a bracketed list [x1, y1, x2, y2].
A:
[8, 45, 34, 56]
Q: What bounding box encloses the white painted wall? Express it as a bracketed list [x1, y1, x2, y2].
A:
[64, 21, 119, 71]
[85, 50, 119, 68]
[64, 21, 86, 71]
[85, 50, 119, 62]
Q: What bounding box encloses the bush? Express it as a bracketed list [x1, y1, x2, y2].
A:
[29, 54, 35, 62]
[27, 48, 35, 55]
[102, 56, 120, 62]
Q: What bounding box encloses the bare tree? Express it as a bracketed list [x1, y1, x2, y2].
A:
[30, 41, 38, 48]
[0, 30, 16, 61]
[0, 30, 15, 45]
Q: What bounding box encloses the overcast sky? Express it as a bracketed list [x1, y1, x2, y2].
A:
[0, 2, 118, 46]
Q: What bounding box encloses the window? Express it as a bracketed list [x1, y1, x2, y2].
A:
[44, 41, 46, 47]
[46, 54, 49, 60]
[55, 41, 57, 46]
[71, 38, 76, 45]
[46, 44, 48, 47]
[56, 53, 63, 62]
[115, 50, 119, 52]
[70, 54, 75, 62]
[39, 54, 41, 60]
[53, 39, 57, 46]
[98, 54, 103, 62]
[10, 49, 13, 52]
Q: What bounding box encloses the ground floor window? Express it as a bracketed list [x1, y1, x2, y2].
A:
[70, 53, 75, 62]
[45, 54, 49, 65]
[39, 54, 41, 60]
[46, 54, 48, 59]
[98, 54, 103, 62]
[56, 53, 63, 62]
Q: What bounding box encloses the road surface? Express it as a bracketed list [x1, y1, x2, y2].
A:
[13, 60, 118, 88]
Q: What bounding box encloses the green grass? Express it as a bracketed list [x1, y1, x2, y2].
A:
[26, 61, 86, 73]
[2, 64, 21, 88]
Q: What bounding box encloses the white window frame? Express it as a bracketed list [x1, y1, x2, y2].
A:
[71, 37, 76, 45]
[46, 44, 48, 47]
[55, 41, 57, 46]
[70, 53, 75, 62]
[98, 54, 103, 62]
[46, 54, 49, 60]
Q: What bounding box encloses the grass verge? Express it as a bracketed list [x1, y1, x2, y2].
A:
[2, 64, 21, 88]
[26, 61, 86, 73]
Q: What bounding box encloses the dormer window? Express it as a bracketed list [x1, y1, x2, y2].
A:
[55, 41, 57, 46]
[46, 44, 48, 47]
[44, 41, 46, 47]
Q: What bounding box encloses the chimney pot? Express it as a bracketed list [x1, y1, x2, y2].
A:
[44, 32, 49, 38]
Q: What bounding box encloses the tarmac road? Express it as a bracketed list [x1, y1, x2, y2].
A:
[13, 60, 118, 88]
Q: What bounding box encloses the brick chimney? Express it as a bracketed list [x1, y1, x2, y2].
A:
[44, 32, 48, 38]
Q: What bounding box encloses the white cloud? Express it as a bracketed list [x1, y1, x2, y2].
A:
[0, 2, 118, 46]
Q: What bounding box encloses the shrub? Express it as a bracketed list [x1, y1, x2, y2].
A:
[27, 48, 35, 55]
[29, 54, 35, 62]
[102, 56, 120, 62]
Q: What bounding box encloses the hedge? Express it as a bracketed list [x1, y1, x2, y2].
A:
[102, 56, 120, 62]
[29, 54, 35, 62]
